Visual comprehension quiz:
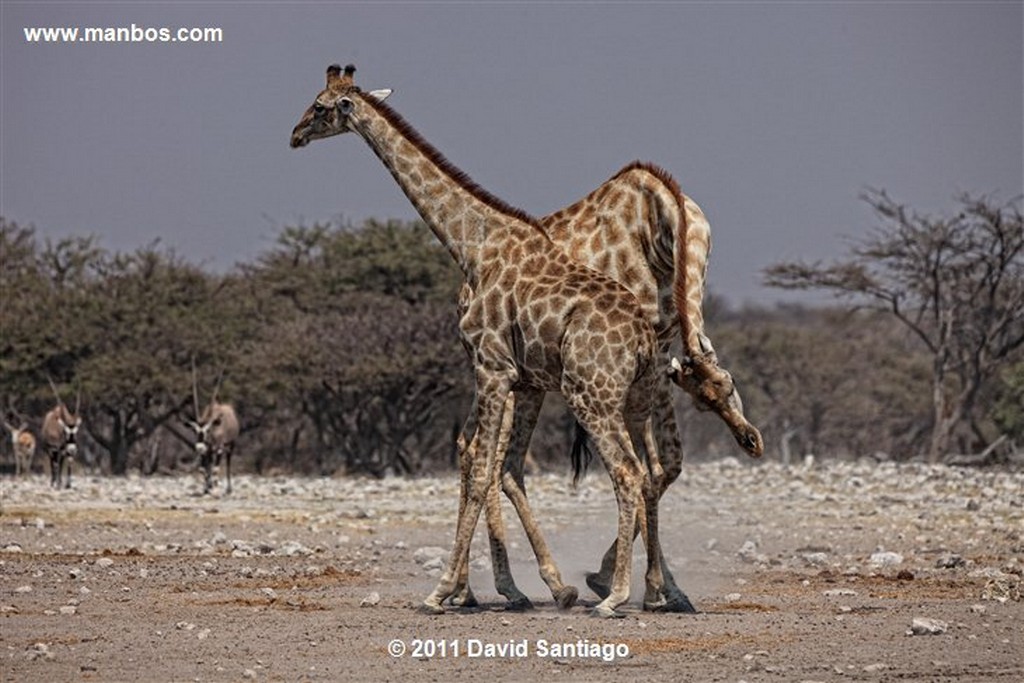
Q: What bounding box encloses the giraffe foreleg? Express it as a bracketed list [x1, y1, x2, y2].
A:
[449, 400, 479, 608]
[569, 411, 643, 618]
[587, 383, 697, 612]
[641, 381, 698, 612]
[492, 389, 577, 610]
[483, 393, 533, 610]
[423, 381, 511, 614]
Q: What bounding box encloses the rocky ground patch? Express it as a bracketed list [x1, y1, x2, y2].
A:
[1, 459, 1021, 681]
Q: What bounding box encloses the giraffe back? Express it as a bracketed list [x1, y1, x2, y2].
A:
[539, 162, 710, 354]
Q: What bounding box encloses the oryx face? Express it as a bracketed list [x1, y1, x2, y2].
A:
[188, 420, 212, 456]
[58, 409, 81, 457]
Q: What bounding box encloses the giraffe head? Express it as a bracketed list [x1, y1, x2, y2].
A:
[290, 64, 392, 148]
[670, 356, 764, 458]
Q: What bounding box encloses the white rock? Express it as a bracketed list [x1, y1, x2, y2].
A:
[909, 617, 948, 635]
[802, 552, 830, 567]
[95, 557, 115, 568]
[737, 540, 759, 559]
[277, 541, 312, 557]
[25, 643, 53, 661]
[869, 551, 903, 568]
[412, 546, 447, 565]
[360, 591, 381, 607]
[935, 553, 965, 569]
[422, 557, 444, 571]
[261, 588, 278, 601]
[59, 605, 77, 616]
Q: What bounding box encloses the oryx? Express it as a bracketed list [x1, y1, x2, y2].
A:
[185, 362, 239, 494]
[3, 416, 36, 478]
[42, 379, 82, 489]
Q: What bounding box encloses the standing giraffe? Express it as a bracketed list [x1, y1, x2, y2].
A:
[291, 64, 669, 617]
[453, 163, 764, 611]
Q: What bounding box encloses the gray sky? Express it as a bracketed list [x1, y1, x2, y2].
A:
[2, 1, 1021, 305]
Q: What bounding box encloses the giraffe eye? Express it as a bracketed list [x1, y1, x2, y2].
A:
[313, 103, 326, 115]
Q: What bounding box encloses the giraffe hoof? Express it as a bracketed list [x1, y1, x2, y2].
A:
[585, 572, 611, 600]
[591, 604, 626, 619]
[419, 601, 446, 615]
[505, 596, 534, 612]
[658, 594, 698, 614]
[450, 593, 479, 608]
[554, 586, 579, 611]
[643, 597, 668, 612]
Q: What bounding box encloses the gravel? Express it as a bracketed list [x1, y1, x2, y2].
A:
[1, 459, 1021, 681]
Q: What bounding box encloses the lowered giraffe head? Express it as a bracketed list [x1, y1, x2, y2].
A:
[290, 64, 392, 148]
[670, 356, 764, 458]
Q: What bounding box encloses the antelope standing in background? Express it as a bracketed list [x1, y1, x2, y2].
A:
[186, 364, 239, 494]
[42, 380, 82, 489]
[3, 420, 36, 477]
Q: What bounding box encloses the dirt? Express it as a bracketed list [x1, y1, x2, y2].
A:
[1, 459, 1021, 682]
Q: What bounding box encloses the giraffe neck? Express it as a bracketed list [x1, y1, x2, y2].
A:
[351, 96, 534, 284]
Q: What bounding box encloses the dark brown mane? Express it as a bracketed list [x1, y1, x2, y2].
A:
[615, 161, 687, 206]
[361, 94, 539, 227]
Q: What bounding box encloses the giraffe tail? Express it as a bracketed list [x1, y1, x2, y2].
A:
[570, 420, 592, 486]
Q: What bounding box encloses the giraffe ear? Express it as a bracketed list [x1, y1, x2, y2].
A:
[367, 88, 393, 102]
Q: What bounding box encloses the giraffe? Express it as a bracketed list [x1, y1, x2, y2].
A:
[450, 163, 764, 611]
[291, 64, 668, 617]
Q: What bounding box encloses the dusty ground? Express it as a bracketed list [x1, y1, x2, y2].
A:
[1, 459, 1021, 682]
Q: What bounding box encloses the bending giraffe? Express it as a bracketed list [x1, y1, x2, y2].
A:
[291, 64, 670, 617]
[451, 163, 763, 611]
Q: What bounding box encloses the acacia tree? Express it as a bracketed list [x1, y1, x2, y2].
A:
[766, 191, 1024, 462]
[239, 219, 468, 475]
[72, 243, 249, 474]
